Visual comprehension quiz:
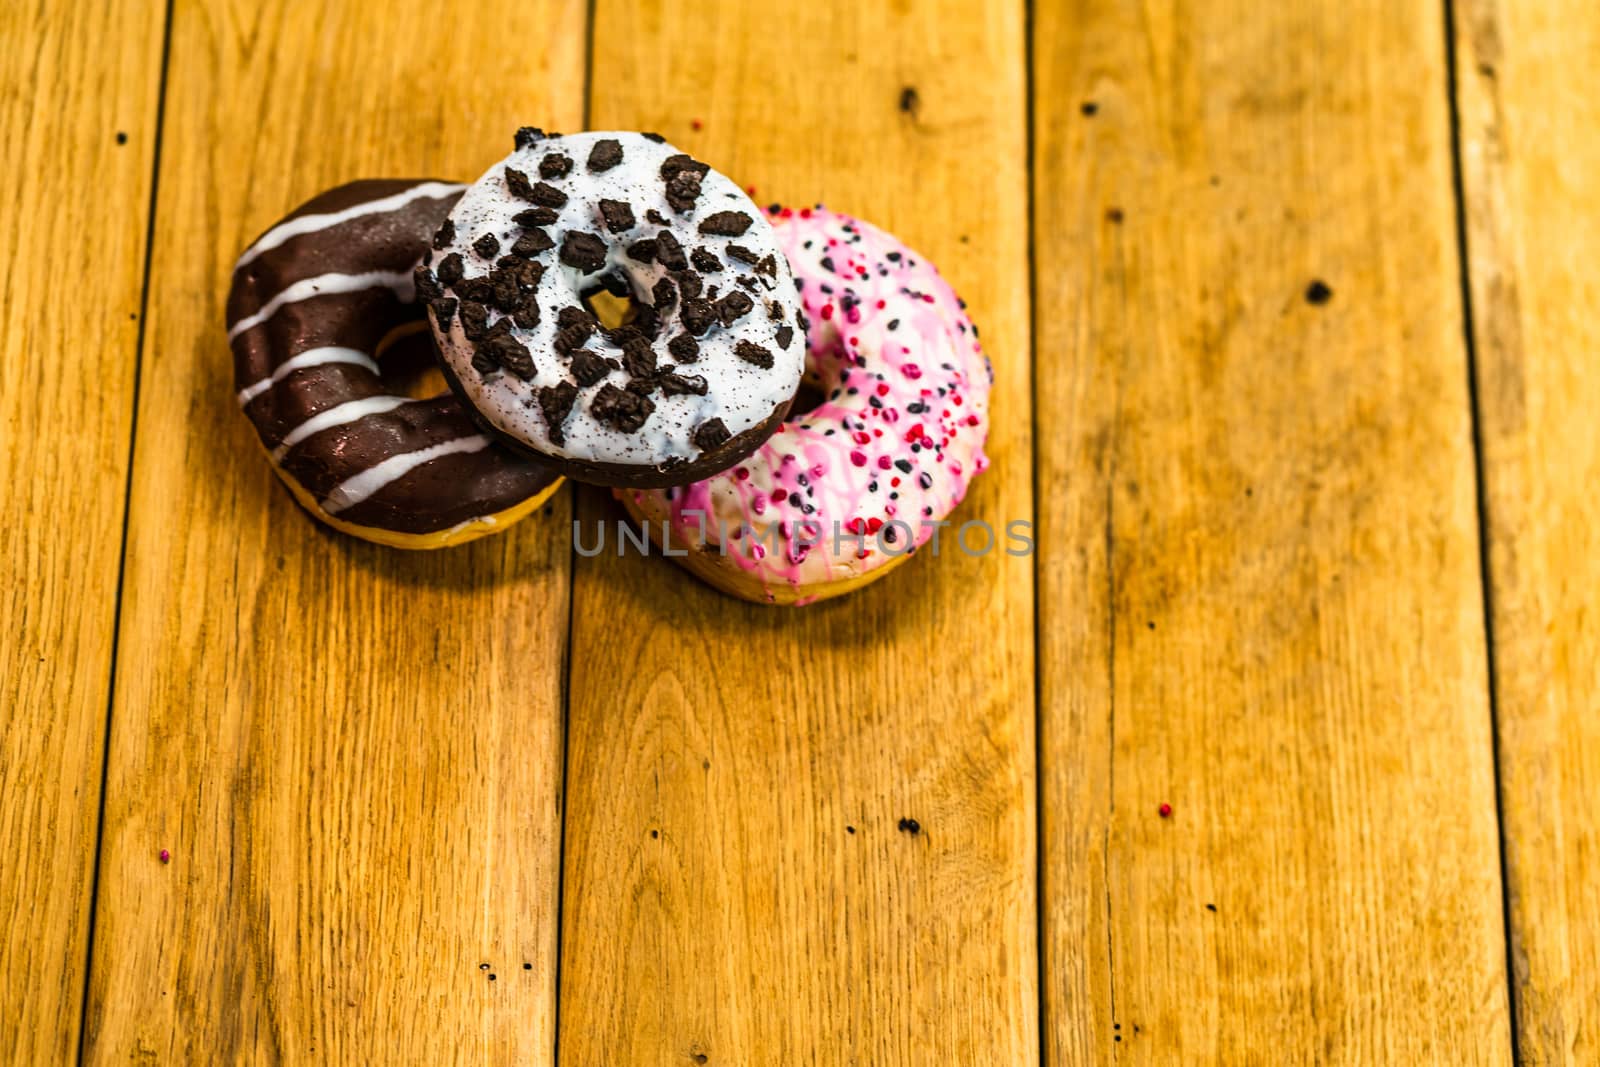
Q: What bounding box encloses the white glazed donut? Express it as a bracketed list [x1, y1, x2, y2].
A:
[619, 206, 993, 604]
[417, 129, 805, 488]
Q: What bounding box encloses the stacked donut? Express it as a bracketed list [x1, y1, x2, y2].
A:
[227, 129, 991, 601]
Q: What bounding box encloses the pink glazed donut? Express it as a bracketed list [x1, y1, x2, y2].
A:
[618, 205, 992, 604]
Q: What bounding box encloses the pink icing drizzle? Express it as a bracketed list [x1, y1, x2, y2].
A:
[623, 206, 993, 600]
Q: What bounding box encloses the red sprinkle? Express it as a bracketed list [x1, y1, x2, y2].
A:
[1158, 803, 1173, 818]
[875, 382, 890, 397]
[877, 455, 893, 470]
[734, 466, 750, 481]
[849, 450, 868, 467]
[159, 849, 171, 863]
[852, 430, 871, 444]
[691, 118, 704, 130]
[820, 304, 834, 320]
[903, 363, 923, 380]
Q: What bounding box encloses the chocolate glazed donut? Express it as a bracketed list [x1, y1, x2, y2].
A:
[227, 180, 564, 548]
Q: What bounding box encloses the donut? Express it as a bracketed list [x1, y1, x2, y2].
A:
[417, 129, 806, 488]
[618, 206, 993, 604]
[227, 179, 564, 549]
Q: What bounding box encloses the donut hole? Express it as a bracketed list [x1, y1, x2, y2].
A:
[376, 322, 450, 399]
[581, 274, 638, 332]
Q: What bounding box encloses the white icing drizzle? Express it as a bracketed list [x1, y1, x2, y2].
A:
[428, 131, 804, 469]
[234, 182, 465, 270]
[320, 435, 490, 514]
[227, 271, 414, 341]
[270, 394, 414, 461]
[236, 346, 381, 405]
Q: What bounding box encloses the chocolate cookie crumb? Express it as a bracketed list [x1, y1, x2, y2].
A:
[698, 211, 753, 236]
[431, 297, 457, 330]
[660, 371, 708, 396]
[735, 340, 773, 368]
[514, 126, 545, 149]
[560, 231, 608, 273]
[692, 418, 731, 451]
[587, 138, 623, 172]
[654, 231, 688, 270]
[537, 380, 578, 443]
[627, 238, 658, 264]
[570, 348, 612, 386]
[621, 337, 657, 378]
[539, 153, 573, 179]
[433, 218, 455, 251]
[668, 334, 700, 362]
[652, 277, 677, 310]
[673, 270, 703, 300]
[716, 291, 753, 325]
[599, 199, 636, 233]
[727, 244, 758, 265]
[775, 325, 795, 349]
[512, 230, 554, 257]
[642, 132, 666, 143]
[513, 207, 560, 227]
[413, 266, 442, 302]
[530, 181, 569, 208]
[482, 333, 535, 379]
[437, 253, 465, 287]
[680, 298, 716, 336]
[504, 167, 536, 200]
[691, 247, 722, 272]
[459, 301, 490, 341]
[592, 382, 655, 432]
[473, 233, 501, 259]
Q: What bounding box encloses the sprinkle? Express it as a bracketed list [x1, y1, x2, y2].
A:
[849, 450, 868, 467]
[159, 849, 170, 863]
[1158, 803, 1173, 818]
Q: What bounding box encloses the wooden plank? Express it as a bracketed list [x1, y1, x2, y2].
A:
[0, 2, 165, 1061]
[79, 2, 585, 1062]
[1455, 3, 1600, 1061]
[558, 2, 1036, 1063]
[1033, 1, 1513, 1062]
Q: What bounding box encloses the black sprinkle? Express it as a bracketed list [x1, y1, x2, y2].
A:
[115, 131, 128, 145]
[1081, 101, 1098, 116]
[897, 818, 921, 835]
[1305, 279, 1333, 305]
[899, 86, 920, 115]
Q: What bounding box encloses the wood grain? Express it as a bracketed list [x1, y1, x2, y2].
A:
[1033, 0, 1513, 1061]
[558, 1, 1036, 1063]
[0, 2, 164, 1061]
[1455, 3, 1600, 1061]
[79, 2, 584, 1062]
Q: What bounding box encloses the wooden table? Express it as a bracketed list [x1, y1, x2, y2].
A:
[3, 1, 1593, 1063]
